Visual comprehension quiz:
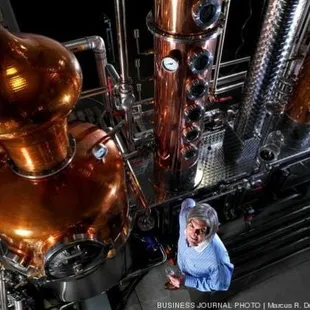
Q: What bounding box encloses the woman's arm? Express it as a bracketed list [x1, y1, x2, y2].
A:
[184, 263, 234, 292]
[179, 198, 196, 230]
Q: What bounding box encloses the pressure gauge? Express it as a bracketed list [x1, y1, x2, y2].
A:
[161, 56, 179, 73]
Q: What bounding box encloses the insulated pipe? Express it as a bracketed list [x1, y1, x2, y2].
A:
[235, 0, 307, 140]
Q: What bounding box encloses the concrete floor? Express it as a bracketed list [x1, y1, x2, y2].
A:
[122, 252, 310, 310]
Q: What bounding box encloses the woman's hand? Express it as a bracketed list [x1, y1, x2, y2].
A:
[168, 274, 185, 288]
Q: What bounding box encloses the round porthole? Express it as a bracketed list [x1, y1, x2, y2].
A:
[186, 79, 209, 100]
[185, 105, 205, 122]
[183, 126, 201, 143]
[181, 145, 199, 161]
[192, 0, 221, 29]
[188, 49, 213, 74]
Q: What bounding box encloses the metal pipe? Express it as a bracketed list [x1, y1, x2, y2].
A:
[211, 70, 247, 86]
[60, 302, 75, 310]
[63, 36, 112, 113]
[122, 99, 136, 152]
[114, 133, 150, 215]
[212, 0, 232, 91]
[106, 63, 120, 84]
[0, 269, 8, 310]
[287, 2, 310, 59]
[235, 0, 308, 140]
[134, 98, 154, 106]
[14, 299, 23, 310]
[80, 87, 109, 100]
[216, 82, 245, 94]
[114, 0, 130, 84]
[113, 0, 136, 152]
[294, 4, 310, 54]
[212, 56, 251, 70]
[285, 1, 310, 76]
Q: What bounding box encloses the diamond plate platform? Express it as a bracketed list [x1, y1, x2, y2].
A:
[200, 130, 260, 186]
[130, 129, 260, 207]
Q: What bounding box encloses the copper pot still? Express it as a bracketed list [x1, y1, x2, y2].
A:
[285, 52, 310, 125]
[0, 25, 130, 300]
[275, 51, 310, 151]
[147, 0, 224, 192]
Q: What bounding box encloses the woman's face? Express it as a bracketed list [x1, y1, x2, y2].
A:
[186, 218, 208, 246]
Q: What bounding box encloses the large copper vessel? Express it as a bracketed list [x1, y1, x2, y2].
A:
[285, 52, 310, 125]
[147, 0, 223, 191]
[276, 51, 310, 150]
[0, 25, 129, 300]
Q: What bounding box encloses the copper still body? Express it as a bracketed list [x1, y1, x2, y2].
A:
[0, 24, 129, 292]
[276, 51, 310, 150]
[147, 0, 223, 191]
[285, 53, 310, 125]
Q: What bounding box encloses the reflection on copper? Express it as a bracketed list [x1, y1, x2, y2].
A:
[286, 52, 310, 124]
[153, 19, 219, 172]
[0, 122, 129, 278]
[0, 25, 129, 279]
[152, 0, 222, 191]
[0, 25, 82, 174]
[154, 0, 221, 34]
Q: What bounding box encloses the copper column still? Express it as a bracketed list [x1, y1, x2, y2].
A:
[147, 0, 223, 191]
[277, 51, 310, 150]
[0, 25, 129, 299]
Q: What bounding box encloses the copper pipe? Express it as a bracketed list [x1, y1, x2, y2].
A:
[63, 36, 112, 112]
[0, 25, 82, 175]
[286, 52, 310, 124]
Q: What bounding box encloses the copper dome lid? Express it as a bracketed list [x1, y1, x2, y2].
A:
[0, 25, 82, 175]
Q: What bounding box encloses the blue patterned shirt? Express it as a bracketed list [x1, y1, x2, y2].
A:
[177, 198, 234, 292]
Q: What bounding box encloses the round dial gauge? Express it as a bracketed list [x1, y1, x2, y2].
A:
[161, 57, 179, 73]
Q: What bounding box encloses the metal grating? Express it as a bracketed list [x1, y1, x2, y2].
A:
[199, 130, 260, 187]
[131, 129, 261, 207]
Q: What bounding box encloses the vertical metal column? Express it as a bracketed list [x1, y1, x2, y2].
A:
[114, 0, 136, 151]
[235, 0, 307, 140]
[0, 268, 8, 310]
